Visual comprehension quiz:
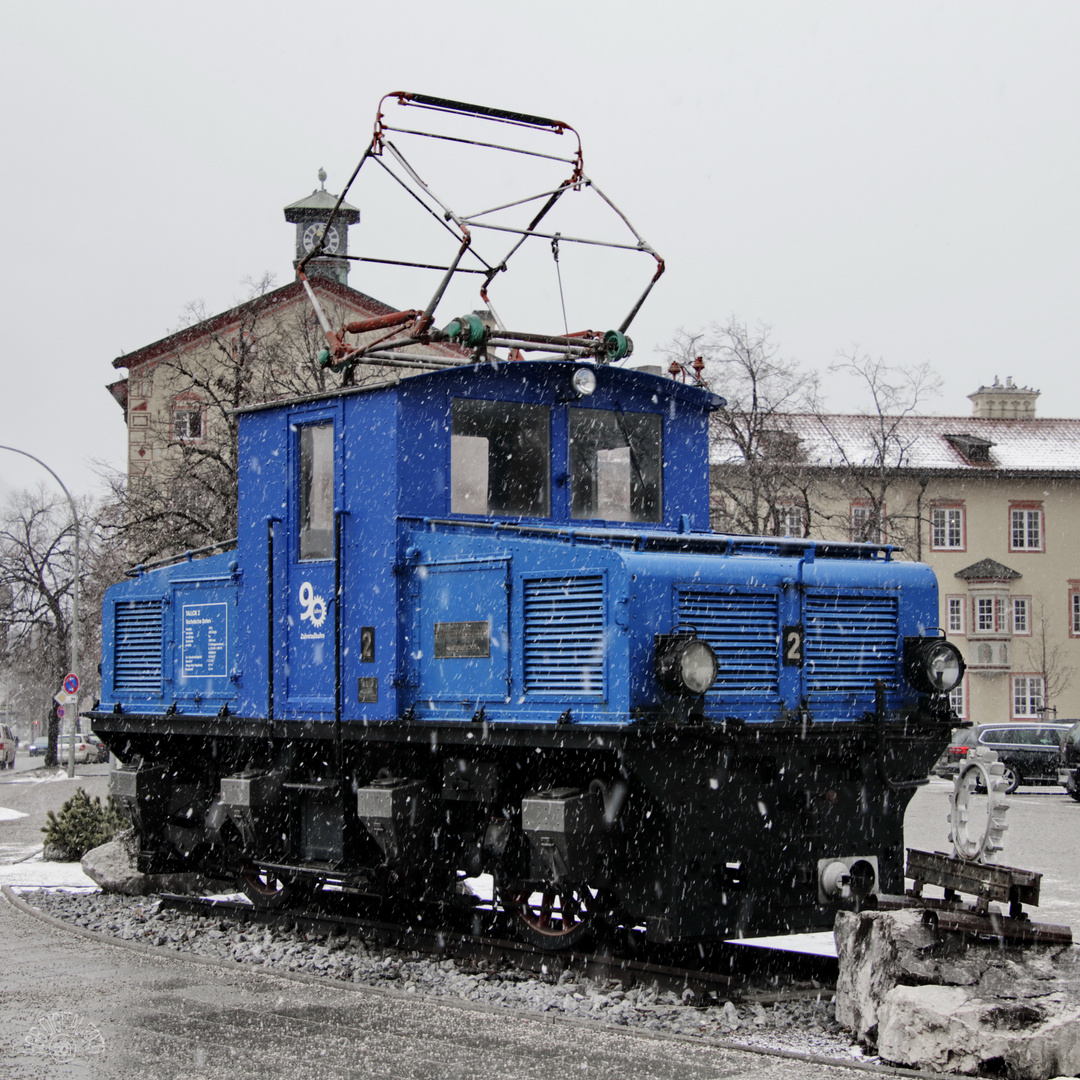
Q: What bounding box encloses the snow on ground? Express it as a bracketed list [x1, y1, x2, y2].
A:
[4, 770, 81, 784]
[0, 852, 99, 890]
[729, 931, 838, 958]
[0, 807, 29, 821]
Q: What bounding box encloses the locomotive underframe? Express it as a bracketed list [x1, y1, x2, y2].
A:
[90, 709, 950, 942]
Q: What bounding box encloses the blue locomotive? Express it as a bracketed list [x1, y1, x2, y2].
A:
[91, 356, 963, 946]
[91, 93, 964, 947]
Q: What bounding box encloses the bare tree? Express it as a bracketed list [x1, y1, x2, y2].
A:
[0, 486, 114, 764]
[813, 352, 942, 553]
[1023, 598, 1075, 717]
[108, 276, 390, 563]
[666, 320, 819, 536]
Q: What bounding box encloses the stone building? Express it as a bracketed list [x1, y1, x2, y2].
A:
[711, 378, 1080, 726]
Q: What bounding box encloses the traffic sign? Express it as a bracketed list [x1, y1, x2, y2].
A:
[63, 674, 79, 695]
[54, 692, 75, 707]
[56, 705, 65, 720]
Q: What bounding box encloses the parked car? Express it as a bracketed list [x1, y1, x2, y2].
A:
[933, 725, 973, 779]
[27, 738, 49, 757]
[85, 734, 108, 763]
[1058, 721, 1080, 803]
[0, 723, 15, 768]
[945, 722, 1074, 793]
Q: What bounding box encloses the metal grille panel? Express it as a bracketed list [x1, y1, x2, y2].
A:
[523, 576, 605, 696]
[805, 593, 898, 695]
[677, 588, 780, 697]
[113, 600, 164, 694]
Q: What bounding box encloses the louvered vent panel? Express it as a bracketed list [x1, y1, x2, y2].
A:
[114, 600, 164, 694]
[805, 593, 898, 694]
[523, 576, 605, 696]
[677, 589, 780, 697]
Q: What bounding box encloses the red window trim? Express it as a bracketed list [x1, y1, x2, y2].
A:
[1010, 672, 1046, 720]
[948, 676, 968, 720]
[849, 500, 886, 543]
[929, 501, 967, 552]
[945, 594, 966, 636]
[1069, 581, 1080, 639]
[1008, 501, 1045, 554]
[1010, 595, 1032, 637]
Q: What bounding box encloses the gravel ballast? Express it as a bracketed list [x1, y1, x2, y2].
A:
[27, 889, 870, 1063]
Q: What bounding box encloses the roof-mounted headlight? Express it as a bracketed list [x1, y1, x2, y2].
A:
[904, 637, 965, 694]
[571, 366, 597, 397]
[655, 633, 718, 696]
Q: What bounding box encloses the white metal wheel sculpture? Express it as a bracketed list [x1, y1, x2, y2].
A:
[948, 747, 1010, 863]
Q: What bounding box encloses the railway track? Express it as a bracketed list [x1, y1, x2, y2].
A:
[157, 890, 838, 1005]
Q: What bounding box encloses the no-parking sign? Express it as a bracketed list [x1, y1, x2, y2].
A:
[63, 673, 79, 695]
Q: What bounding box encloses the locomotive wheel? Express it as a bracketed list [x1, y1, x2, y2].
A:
[239, 866, 317, 910]
[499, 881, 602, 951]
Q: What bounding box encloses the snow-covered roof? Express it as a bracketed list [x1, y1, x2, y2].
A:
[711, 413, 1080, 474]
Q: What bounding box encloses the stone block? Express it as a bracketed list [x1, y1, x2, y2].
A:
[81, 833, 221, 896]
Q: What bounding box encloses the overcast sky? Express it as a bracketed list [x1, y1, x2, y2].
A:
[2, 1, 1078, 501]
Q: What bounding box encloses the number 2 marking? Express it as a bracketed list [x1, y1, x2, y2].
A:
[783, 625, 804, 666]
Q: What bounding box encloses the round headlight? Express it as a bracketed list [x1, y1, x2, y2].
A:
[905, 638, 965, 694]
[655, 635, 718, 696]
[679, 639, 719, 695]
[924, 641, 963, 692]
[571, 367, 597, 396]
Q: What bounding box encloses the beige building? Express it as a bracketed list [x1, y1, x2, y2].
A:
[712, 379, 1080, 726]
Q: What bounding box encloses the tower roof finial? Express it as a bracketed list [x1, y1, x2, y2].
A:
[318, 167, 327, 190]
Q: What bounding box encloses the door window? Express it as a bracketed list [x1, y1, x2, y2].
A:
[299, 423, 334, 560]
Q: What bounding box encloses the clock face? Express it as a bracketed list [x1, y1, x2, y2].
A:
[302, 223, 340, 254]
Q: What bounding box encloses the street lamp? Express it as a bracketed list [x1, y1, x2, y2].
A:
[0, 446, 79, 777]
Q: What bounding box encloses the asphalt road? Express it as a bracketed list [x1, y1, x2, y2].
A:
[0, 887, 852, 1080]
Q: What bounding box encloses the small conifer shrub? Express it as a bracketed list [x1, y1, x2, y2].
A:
[42, 788, 127, 861]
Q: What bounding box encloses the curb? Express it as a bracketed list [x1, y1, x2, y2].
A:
[1, 885, 950, 1078]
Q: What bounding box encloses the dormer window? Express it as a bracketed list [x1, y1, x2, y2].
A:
[943, 433, 994, 465]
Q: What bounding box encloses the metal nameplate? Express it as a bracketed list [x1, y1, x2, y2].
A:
[357, 677, 378, 703]
[434, 620, 490, 659]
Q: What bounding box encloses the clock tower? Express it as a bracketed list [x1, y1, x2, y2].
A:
[284, 169, 360, 285]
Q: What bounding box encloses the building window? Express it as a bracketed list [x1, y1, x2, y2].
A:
[1010, 596, 1030, 636]
[1009, 504, 1044, 552]
[974, 596, 997, 634]
[1011, 674, 1045, 719]
[1070, 583, 1080, 638]
[946, 596, 965, 635]
[776, 503, 804, 538]
[850, 502, 884, 543]
[930, 505, 965, 550]
[171, 401, 204, 442]
[948, 678, 967, 720]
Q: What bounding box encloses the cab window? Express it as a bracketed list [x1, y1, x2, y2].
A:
[570, 407, 661, 522]
[451, 399, 550, 517]
[298, 422, 334, 560]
